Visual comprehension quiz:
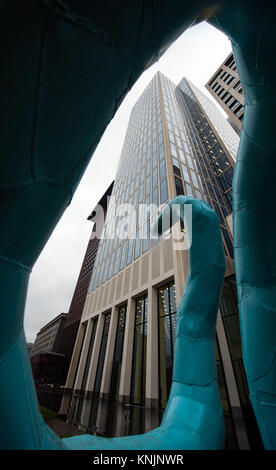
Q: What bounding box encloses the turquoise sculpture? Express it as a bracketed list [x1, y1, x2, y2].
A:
[0, 0, 275, 450]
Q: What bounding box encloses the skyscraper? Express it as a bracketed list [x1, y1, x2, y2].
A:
[205, 53, 244, 134]
[59, 72, 260, 449]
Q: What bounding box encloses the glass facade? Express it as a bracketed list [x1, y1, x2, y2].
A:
[93, 313, 111, 396]
[158, 282, 177, 409]
[219, 275, 263, 448]
[130, 295, 148, 405]
[71, 323, 87, 391]
[161, 74, 234, 258]
[88, 75, 169, 295]
[186, 78, 240, 160]
[81, 318, 98, 393]
[109, 305, 127, 401]
[215, 337, 238, 449]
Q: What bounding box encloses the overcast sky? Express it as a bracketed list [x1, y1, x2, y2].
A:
[24, 21, 232, 343]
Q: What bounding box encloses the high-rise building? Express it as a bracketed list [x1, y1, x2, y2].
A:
[60, 72, 261, 449]
[205, 53, 244, 134]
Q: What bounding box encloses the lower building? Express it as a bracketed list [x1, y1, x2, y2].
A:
[30, 312, 67, 359]
[30, 312, 67, 384]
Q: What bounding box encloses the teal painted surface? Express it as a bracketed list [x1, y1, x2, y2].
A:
[209, 3, 276, 449]
[65, 196, 226, 449]
[0, 0, 275, 449]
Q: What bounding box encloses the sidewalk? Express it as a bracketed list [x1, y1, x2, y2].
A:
[46, 418, 85, 438]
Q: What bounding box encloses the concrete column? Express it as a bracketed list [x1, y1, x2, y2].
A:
[115, 402, 128, 436]
[118, 296, 136, 403]
[216, 310, 250, 450]
[86, 313, 105, 394]
[145, 285, 159, 407]
[79, 397, 92, 431]
[59, 321, 87, 415]
[100, 304, 118, 398]
[74, 319, 93, 390]
[172, 239, 189, 305]
[226, 213, 233, 237]
[95, 400, 109, 435]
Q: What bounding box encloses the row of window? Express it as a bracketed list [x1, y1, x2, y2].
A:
[88, 200, 169, 293]
[76, 282, 177, 409]
[174, 79, 234, 258]
[194, 78, 239, 159]
[72, 276, 251, 449]
[210, 78, 244, 123]
[81, 240, 99, 280]
[93, 76, 164, 275]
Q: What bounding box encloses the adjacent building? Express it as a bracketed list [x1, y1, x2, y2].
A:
[30, 312, 67, 383]
[30, 312, 67, 358]
[30, 184, 113, 387]
[205, 53, 244, 134]
[60, 72, 261, 449]
[57, 182, 114, 383]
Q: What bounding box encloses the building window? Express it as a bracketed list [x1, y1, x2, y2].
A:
[119, 240, 127, 271]
[182, 164, 190, 183]
[160, 177, 168, 204]
[80, 319, 98, 393]
[74, 319, 98, 423]
[142, 220, 151, 253]
[152, 186, 159, 207]
[152, 167, 158, 187]
[175, 176, 184, 196]
[109, 305, 127, 401]
[227, 76, 235, 86]
[93, 313, 111, 396]
[158, 282, 177, 409]
[159, 160, 166, 180]
[130, 295, 148, 405]
[216, 336, 238, 449]
[219, 275, 263, 448]
[113, 247, 121, 276]
[134, 228, 141, 260]
[126, 238, 134, 266]
[185, 183, 194, 197]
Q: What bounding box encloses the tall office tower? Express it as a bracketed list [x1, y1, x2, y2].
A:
[205, 53, 244, 134]
[60, 72, 261, 449]
[57, 182, 114, 383]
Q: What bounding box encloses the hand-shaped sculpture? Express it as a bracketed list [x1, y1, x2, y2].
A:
[0, 0, 275, 450]
[64, 196, 226, 450]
